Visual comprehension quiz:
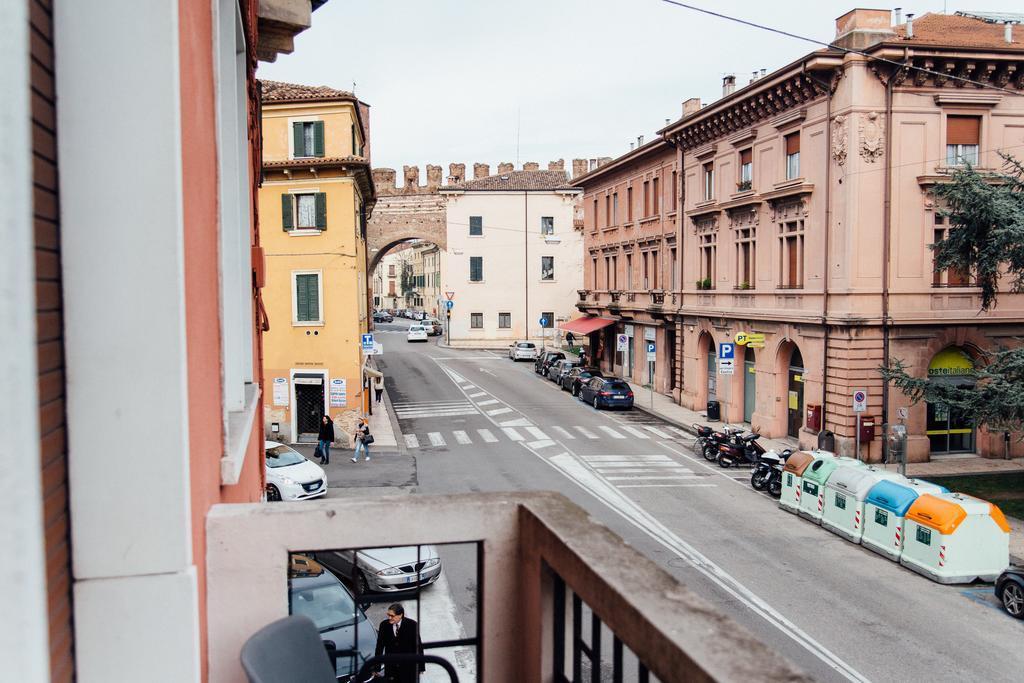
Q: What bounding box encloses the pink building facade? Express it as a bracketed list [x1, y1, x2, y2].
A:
[580, 10, 1024, 462]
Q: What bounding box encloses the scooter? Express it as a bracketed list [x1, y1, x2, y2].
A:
[699, 424, 744, 462]
[765, 449, 794, 498]
[717, 432, 764, 468]
[750, 448, 793, 491]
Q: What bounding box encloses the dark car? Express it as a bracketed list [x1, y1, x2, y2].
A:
[372, 311, 393, 323]
[547, 358, 579, 383]
[579, 376, 634, 410]
[534, 350, 565, 375]
[561, 366, 604, 395]
[288, 554, 376, 680]
[995, 567, 1024, 619]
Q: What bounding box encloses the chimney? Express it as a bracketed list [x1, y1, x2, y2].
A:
[589, 159, 597, 171]
[906, 13, 914, 38]
[833, 8, 897, 50]
[548, 159, 564, 172]
[894, 7, 901, 26]
[497, 162, 514, 174]
[637, 135, 645, 146]
[629, 142, 635, 151]
[722, 74, 736, 97]
[682, 97, 702, 116]
[572, 158, 588, 178]
[760, 68, 766, 78]
[522, 161, 540, 171]
[473, 162, 490, 179]
[448, 163, 465, 184]
[1006, 21, 1013, 44]
[597, 157, 612, 168]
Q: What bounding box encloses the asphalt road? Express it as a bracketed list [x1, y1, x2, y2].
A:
[357, 319, 1024, 682]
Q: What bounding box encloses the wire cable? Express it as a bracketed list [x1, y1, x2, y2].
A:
[660, 0, 1023, 96]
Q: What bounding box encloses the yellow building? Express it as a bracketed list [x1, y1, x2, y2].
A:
[259, 81, 375, 442]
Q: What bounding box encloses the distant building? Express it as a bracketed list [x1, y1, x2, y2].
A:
[259, 80, 376, 442]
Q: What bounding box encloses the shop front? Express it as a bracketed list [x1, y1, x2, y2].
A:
[926, 346, 976, 455]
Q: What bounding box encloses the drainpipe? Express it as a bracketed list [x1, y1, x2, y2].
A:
[524, 190, 529, 342]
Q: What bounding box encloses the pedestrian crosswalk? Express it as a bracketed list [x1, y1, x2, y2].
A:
[581, 454, 713, 488]
[392, 400, 479, 419]
[397, 421, 690, 450]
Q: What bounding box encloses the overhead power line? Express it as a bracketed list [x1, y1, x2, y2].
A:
[660, 0, 1023, 96]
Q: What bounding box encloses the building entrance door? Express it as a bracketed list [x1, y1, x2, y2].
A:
[743, 347, 756, 424]
[787, 348, 804, 438]
[666, 328, 677, 392]
[926, 347, 976, 454]
[294, 375, 325, 442]
[707, 344, 717, 401]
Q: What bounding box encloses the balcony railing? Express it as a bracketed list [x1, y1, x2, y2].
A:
[206, 493, 803, 682]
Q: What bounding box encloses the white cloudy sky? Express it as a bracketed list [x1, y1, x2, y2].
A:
[257, 1, 1024, 176]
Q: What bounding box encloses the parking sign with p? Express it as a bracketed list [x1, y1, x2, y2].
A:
[719, 342, 735, 360]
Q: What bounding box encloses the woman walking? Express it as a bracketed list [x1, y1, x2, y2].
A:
[316, 415, 334, 465]
[373, 375, 385, 404]
[351, 418, 372, 462]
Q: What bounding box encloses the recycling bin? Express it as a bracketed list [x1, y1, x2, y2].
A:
[861, 478, 948, 562]
[821, 466, 906, 544]
[706, 400, 721, 421]
[901, 492, 1011, 584]
[779, 450, 825, 514]
[797, 456, 867, 524]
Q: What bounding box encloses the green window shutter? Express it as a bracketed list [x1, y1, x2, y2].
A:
[313, 121, 325, 157]
[281, 194, 294, 231]
[315, 192, 327, 229]
[295, 274, 319, 321]
[292, 122, 305, 157]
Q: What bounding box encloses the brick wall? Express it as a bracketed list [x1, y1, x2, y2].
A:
[30, 1, 74, 680]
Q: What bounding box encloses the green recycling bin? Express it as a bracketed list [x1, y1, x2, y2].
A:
[797, 456, 867, 524]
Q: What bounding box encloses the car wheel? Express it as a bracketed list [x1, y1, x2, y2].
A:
[593, 397, 600, 410]
[266, 484, 281, 502]
[1002, 582, 1024, 619]
[572, 385, 579, 397]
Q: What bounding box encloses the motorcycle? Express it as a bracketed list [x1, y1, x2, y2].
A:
[698, 424, 744, 462]
[750, 448, 793, 492]
[717, 432, 765, 468]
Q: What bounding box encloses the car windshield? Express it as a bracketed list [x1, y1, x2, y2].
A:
[409, 325, 422, 331]
[290, 580, 362, 631]
[606, 382, 630, 392]
[517, 343, 535, 348]
[266, 445, 306, 468]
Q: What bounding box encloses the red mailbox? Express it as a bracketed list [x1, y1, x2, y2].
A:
[859, 416, 875, 442]
[806, 404, 822, 432]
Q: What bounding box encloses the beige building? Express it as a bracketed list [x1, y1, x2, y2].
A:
[440, 168, 583, 347]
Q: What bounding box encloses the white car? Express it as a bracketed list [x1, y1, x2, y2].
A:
[509, 341, 538, 361]
[265, 441, 327, 501]
[406, 324, 428, 342]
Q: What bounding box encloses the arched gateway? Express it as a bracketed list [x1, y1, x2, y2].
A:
[367, 166, 447, 273]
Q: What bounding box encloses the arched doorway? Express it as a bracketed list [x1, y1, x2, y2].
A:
[787, 347, 804, 438]
[743, 346, 756, 424]
[926, 346, 976, 454]
[702, 333, 717, 402]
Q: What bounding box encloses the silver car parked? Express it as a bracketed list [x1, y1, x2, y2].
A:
[314, 545, 442, 594]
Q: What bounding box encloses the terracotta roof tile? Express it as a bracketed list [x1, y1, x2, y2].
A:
[892, 12, 1024, 49]
[263, 156, 367, 168]
[443, 170, 580, 192]
[260, 80, 357, 103]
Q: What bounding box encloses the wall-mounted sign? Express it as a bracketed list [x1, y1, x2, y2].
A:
[329, 378, 347, 407]
[272, 377, 289, 406]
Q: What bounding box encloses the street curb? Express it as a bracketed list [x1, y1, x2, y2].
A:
[381, 388, 407, 456]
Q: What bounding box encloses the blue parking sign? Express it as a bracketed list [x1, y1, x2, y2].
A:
[719, 342, 735, 360]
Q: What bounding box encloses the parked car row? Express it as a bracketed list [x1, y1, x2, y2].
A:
[372, 310, 393, 323]
[513, 345, 635, 410]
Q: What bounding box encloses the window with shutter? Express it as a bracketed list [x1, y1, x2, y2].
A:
[785, 133, 800, 179]
[739, 149, 753, 189]
[315, 192, 327, 229]
[469, 216, 482, 236]
[313, 121, 325, 157]
[296, 194, 316, 228]
[946, 116, 980, 166]
[292, 122, 305, 158]
[469, 256, 483, 282]
[281, 194, 294, 230]
[295, 273, 321, 322]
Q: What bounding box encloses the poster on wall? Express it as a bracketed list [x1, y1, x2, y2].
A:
[329, 378, 347, 407]
[272, 377, 289, 406]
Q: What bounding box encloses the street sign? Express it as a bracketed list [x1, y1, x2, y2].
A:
[853, 389, 868, 413]
[897, 406, 909, 420]
[445, 291, 455, 300]
[646, 342, 656, 361]
[734, 331, 766, 348]
[616, 334, 628, 352]
[539, 316, 548, 327]
[362, 342, 383, 356]
[718, 342, 735, 360]
[361, 333, 374, 351]
[718, 359, 735, 375]
[445, 300, 454, 310]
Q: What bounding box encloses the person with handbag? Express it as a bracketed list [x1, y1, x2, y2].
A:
[316, 414, 334, 465]
[351, 418, 373, 462]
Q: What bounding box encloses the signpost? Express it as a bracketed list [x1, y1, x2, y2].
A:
[361, 334, 374, 354]
[717, 341, 735, 375]
[646, 342, 656, 409]
[445, 300, 454, 311]
[616, 334, 628, 352]
[539, 316, 548, 349]
[853, 389, 867, 460]
[445, 291, 455, 300]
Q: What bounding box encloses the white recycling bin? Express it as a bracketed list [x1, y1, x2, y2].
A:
[861, 478, 948, 561]
[901, 492, 1011, 584]
[820, 466, 906, 544]
[797, 455, 867, 524]
[779, 451, 817, 514]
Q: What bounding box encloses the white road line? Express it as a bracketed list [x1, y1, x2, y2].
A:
[619, 426, 650, 440]
[499, 418, 532, 427]
[597, 468, 696, 474]
[550, 426, 575, 440]
[501, 427, 524, 442]
[525, 426, 549, 441]
[459, 383, 475, 390]
[487, 407, 513, 416]
[643, 425, 673, 438]
[574, 426, 600, 439]
[668, 426, 692, 439]
[452, 430, 472, 445]
[392, 401, 474, 408]
[658, 442, 752, 490]
[477, 429, 498, 443]
[468, 392, 487, 398]
[605, 475, 704, 481]
[404, 434, 420, 449]
[582, 455, 673, 461]
[428, 432, 446, 447]
[395, 410, 479, 418]
[527, 439, 556, 449]
[598, 426, 626, 439]
[593, 463, 693, 469]
[477, 399, 499, 406]
[619, 484, 718, 488]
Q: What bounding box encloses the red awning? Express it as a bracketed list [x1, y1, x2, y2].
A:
[560, 316, 615, 335]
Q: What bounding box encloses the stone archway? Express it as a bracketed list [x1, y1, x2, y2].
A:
[367, 167, 447, 274]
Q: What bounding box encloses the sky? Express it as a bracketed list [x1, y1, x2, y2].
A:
[257, 0, 1024, 178]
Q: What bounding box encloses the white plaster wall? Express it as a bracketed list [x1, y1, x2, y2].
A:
[444, 190, 583, 346]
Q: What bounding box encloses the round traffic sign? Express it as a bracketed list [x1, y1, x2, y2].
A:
[854, 391, 866, 402]
[539, 317, 548, 326]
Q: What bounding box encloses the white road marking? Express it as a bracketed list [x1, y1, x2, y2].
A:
[393, 401, 476, 407]
[668, 426, 692, 439]
[404, 434, 420, 449]
[477, 399, 499, 406]
[574, 426, 600, 439]
[477, 429, 498, 443]
[550, 426, 575, 440]
[619, 425, 650, 439]
[596, 468, 695, 474]
[428, 432, 446, 447]
[527, 440, 556, 449]
[592, 463, 692, 469]
[487, 407, 513, 416]
[643, 425, 673, 438]
[459, 383, 475, 390]
[499, 418, 533, 427]
[452, 430, 472, 445]
[468, 391, 488, 398]
[605, 475, 704, 481]
[619, 483, 718, 488]
[501, 427, 524, 441]
[582, 455, 674, 462]
[525, 426, 549, 441]
[598, 426, 626, 439]
[395, 408, 479, 418]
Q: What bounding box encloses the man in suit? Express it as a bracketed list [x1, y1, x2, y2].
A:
[374, 603, 424, 682]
